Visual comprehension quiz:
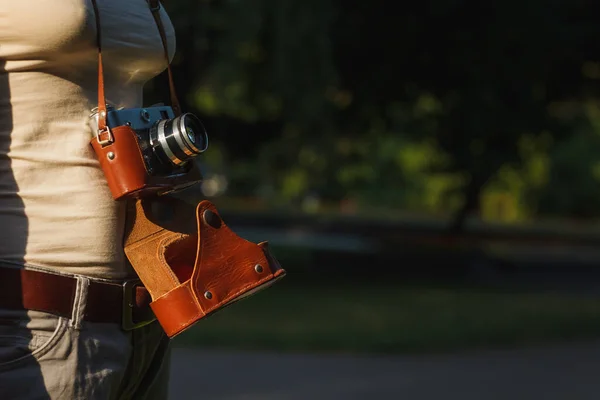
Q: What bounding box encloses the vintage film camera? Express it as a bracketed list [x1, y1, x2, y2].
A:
[89, 104, 208, 200]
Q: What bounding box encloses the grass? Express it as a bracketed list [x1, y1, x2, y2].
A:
[172, 277, 600, 355]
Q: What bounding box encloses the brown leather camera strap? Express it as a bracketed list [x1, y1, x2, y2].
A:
[90, 0, 182, 135]
[90, 0, 108, 133]
[147, 0, 182, 115]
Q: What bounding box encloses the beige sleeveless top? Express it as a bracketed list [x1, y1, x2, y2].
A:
[0, 0, 176, 279]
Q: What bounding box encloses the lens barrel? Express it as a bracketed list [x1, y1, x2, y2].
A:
[150, 113, 208, 166]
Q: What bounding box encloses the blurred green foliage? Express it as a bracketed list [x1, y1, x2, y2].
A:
[150, 0, 600, 226]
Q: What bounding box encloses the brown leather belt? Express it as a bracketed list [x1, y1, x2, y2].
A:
[0, 267, 156, 330]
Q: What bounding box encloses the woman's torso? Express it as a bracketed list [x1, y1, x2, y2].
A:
[0, 0, 175, 279]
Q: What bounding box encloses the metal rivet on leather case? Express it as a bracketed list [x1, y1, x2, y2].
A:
[255, 264, 264, 273]
[203, 210, 222, 229]
[204, 291, 213, 300]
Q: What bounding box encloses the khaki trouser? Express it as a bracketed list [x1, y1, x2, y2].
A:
[0, 279, 170, 399]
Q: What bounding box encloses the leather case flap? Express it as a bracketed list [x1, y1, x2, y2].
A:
[124, 198, 286, 338]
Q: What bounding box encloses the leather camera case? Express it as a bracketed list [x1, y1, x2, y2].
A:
[91, 125, 203, 200]
[124, 197, 286, 338]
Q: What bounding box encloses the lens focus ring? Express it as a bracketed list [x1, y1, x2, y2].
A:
[153, 113, 208, 166]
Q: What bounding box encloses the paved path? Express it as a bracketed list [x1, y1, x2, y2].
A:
[169, 341, 600, 399]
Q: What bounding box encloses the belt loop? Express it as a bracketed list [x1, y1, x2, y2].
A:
[70, 276, 90, 330]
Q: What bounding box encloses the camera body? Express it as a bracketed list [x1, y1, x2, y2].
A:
[90, 105, 208, 200]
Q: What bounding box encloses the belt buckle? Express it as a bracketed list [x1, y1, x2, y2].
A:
[122, 279, 155, 331]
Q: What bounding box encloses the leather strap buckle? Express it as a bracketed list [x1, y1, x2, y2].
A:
[96, 126, 114, 146]
[122, 279, 155, 331]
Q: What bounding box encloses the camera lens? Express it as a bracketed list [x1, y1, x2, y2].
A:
[151, 113, 209, 166]
[180, 114, 207, 152]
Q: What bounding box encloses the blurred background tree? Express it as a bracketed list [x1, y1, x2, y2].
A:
[153, 0, 600, 358]
[147, 0, 600, 228]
